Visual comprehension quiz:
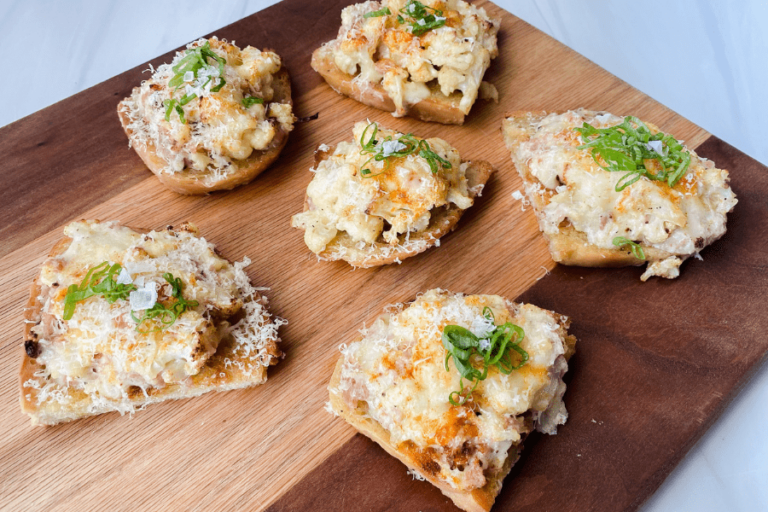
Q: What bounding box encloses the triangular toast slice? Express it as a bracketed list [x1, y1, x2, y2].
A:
[328, 289, 576, 512]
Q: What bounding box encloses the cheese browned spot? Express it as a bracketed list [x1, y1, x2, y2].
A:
[22, 220, 283, 416]
[321, 0, 500, 117]
[120, 37, 295, 182]
[503, 109, 738, 280]
[330, 289, 574, 492]
[291, 121, 472, 255]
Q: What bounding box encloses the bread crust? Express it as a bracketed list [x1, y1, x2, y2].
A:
[311, 46, 466, 125]
[19, 225, 282, 426]
[302, 146, 494, 267]
[118, 68, 292, 195]
[502, 110, 673, 268]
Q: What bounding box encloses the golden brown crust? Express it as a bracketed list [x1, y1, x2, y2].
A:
[118, 68, 292, 195]
[302, 146, 494, 267]
[502, 111, 673, 268]
[19, 223, 282, 426]
[311, 46, 466, 125]
[329, 358, 514, 512]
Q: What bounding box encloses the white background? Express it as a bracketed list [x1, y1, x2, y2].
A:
[1, 1, 766, 510]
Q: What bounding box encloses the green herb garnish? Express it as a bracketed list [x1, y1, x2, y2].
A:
[62, 262, 137, 321]
[398, 0, 446, 36]
[164, 41, 227, 124]
[242, 96, 264, 108]
[443, 307, 528, 406]
[130, 273, 199, 334]
[612, 236, 646, 260]
[358, 122, 451, 177]
[574, 116, 691, 192]
[364, 6, 391, 18]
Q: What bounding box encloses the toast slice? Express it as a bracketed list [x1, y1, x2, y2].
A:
[118, 38, 294, 195]
[291, 122, 494, 268]
[502, 109, 738, 280]
[20, 220, 283, 426]
[328, 289, 576, 512]
[311, 1, 500, 125]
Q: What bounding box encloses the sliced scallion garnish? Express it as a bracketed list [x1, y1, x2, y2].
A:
[62, 262, 137, 321]
[443, 307, 528, 406]
[130, 273, 199, 333]
[612, 236, 646, 260]
[242, 96, 264, 108]
[574, 116, 692, 192]
[164, 41, 227, 124]
[358, 122, 451, 177]
[364, 7, 391, 18]
[398, 0, 447, 36]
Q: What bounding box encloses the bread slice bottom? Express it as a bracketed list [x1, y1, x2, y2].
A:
[19, 232, 281, 426]
[302, 146, 494, 267]
[329, 358, 521, 512]
[117, 68, 292, 195]
[311, 46, 467, 125]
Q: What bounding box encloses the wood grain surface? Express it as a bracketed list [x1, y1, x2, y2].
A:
[267, 136, 768, 512]
[0, 0, 720, 511]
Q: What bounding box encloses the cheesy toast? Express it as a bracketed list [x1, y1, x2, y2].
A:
[118, 37, 295, 194]
[328, 289, 576, 512]
[502, 109, 738, 280]
[291, 121, 493, 267]
[312, 0, 500, 124]
[20, 220, 283, 426]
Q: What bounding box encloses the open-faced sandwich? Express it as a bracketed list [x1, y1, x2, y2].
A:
[118, 36, 295, 194]
[312, 1, 500, 124]
[502, 109, 738, 281]
[328, 289, 575, 512]
[291, 121, 493, 267]
[20, 220, 284, 426]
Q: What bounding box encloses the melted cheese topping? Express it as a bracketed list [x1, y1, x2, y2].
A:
[291, 121, 472, 254]
[504, 109, 738, 280]
[25, 220, 282, 413]
[331, 289, 572, 491]
[324, 0, 499, 116]
[121, 37, 295, 181]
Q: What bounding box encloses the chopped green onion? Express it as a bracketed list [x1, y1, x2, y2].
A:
[357, 122, 451, 177]
[574, 116, 692, 192]
[165, 41, 228, 124]
[242, 96, 264, 108]
[130, 273, 199, 333]
[443, 307, 528, 406]
[612, 236, 646, 260]
[364, 7, 391, 18]
[398, 0, 446, 36]
[62, 262, 137, 321]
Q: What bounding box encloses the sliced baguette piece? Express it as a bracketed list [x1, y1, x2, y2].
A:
[502, 109, 738, 280]
[328, 289, 576, 512]
[118, 35, 295, 196]
[311, 46, 465, 125]
[118, 67, 292, 195]
[308, 145, 493, 267]
[20, 221, 283, 426]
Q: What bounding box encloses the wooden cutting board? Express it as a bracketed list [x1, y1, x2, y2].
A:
[1, 1, 765, 511]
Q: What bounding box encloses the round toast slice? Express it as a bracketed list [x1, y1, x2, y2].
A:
[301, 145, 494, 268]
[117, 68, 292, 195]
